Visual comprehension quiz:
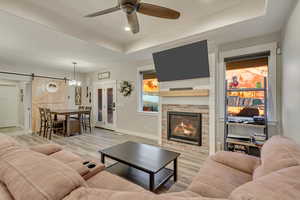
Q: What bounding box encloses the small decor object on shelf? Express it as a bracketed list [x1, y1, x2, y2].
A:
[75, 86, 82, 105]
[229, 76, 239, 88]
[256, 82, 262, 88]
[237, 107, 260, 118]
[119, 81, 133, 97]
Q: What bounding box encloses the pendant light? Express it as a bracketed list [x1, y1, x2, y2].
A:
[69, 62, 81, 86]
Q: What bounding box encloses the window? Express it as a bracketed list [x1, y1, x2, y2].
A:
[226, 57, 268, 117]
[139, 70, 159, 112]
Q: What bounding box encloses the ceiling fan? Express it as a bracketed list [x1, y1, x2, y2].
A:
[85, 0, 181, 34]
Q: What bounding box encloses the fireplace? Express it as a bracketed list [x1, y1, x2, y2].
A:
[167, 112, 202, 146]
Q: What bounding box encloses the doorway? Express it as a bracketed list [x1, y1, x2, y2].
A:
[0, 79, 32, 135]
[0, 84, 18, 128]
[93, 81, 117, 130]
[24, 83, 32, 131]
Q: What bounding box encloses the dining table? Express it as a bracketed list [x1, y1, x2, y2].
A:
[51, 109, 91, 136]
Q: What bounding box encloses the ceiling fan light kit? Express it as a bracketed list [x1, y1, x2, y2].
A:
[85, 0, 181, 34]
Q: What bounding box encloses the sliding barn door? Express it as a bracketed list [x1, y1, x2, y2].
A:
[32, 78, 68, 133]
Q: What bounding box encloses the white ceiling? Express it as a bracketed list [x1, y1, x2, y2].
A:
[0, 0, 295, 72]
[0, 0, 249, 51]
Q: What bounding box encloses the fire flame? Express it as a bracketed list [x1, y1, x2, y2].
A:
[174, 122, 196, 136]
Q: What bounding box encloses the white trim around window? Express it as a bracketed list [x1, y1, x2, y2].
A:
[136, 65, 159, 115]
[218, 42, 278, 123]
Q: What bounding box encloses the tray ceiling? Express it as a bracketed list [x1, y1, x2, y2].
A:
[0, 0, 295, 72]
[0, 0, 265, 52]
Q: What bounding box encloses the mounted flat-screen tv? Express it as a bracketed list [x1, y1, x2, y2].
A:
[153, 40, 210, 82]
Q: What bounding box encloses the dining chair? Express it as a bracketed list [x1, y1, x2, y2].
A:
[71, 106, 85, 120]
[44, 108, 64, 140]
[83, 106, 92, 133]
[38, 107, 47, 136]
[77, 106, 85, 129]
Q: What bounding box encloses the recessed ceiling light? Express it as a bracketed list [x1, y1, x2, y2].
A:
[124, 26, 131, 32]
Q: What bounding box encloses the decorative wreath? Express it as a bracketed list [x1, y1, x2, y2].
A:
[119, 81, 134, 97]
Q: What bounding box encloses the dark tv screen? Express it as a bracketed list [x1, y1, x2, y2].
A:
[153, 40, 210, 82]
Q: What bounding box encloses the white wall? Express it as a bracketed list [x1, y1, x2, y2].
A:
[86, 62, 159, 140]
[85, 34, 283, 145]
[0, 81, 18, 127]
[282, 1, 300, 143]
[0, 64, 85, 109]
[0, 64, 86, 131]
[85, 52, 217, 146]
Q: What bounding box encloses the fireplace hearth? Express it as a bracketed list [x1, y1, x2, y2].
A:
[168, 111, 202, 146]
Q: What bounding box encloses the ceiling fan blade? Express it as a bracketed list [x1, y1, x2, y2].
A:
[85, 6, 120, 17]
[127, 12, 140, 34]
[137, 3, 180, 19]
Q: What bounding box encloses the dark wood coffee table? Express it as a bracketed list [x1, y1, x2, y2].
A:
[99, 141, 180, 192]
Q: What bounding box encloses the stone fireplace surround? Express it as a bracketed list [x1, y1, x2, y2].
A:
[161, 104, 209, 155]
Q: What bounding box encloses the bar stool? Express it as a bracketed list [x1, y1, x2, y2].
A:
[44, 108, 64, 140]
[38, 107, 47, 136]
[83, 106, 92, 133]
[70, 106, 84, 119]
[78, 106, 85, 130]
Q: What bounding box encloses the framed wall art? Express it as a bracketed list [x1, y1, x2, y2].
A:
[75, 86, 82, 105]
[98, 72, 110, 80]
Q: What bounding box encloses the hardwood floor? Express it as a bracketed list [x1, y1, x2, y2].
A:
[4, 127, 208, 193]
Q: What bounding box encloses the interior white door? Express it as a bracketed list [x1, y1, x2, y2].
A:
[24, 83, 32, 131]
[0, 85, 18, 128]
[94, 81, 117, 130]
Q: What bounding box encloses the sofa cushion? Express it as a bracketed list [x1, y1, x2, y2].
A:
[212, 151, 260, 174]
[188, 157, 252, 198]
[63, 188, 152, 200]
[0, 147, 87, 200]
[253, 135, 300, 179]
[86, 171, 146, 192]
[50, 150, 83, 164]
[30, 143, 63, 155]
[230, 166, 300, 200]
[0, 182, 13, 200]
[64, 188, 227, 200]
[0, 134, 19, 151]
[161, 191, 200, 198]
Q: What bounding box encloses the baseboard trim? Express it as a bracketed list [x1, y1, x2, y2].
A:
[115, 128, 159, 141]
[18, 124, 24, 129]
[26, 129, 33, 134]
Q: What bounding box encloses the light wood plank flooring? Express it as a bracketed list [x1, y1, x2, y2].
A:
[1, 127, 208, 193]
